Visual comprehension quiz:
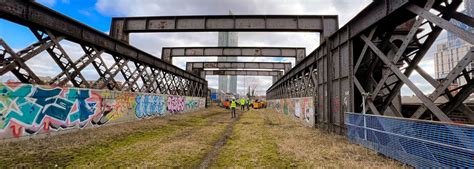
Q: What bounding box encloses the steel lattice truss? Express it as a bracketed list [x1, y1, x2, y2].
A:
[267, 0, 473, 131]
[0, 1, 207, 97]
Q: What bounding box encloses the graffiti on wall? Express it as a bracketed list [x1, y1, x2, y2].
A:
[268, 97, 315, 127]
[0, 82, 205, 140]
[136, 95, 166, 118]
[168, 96, 185, 114]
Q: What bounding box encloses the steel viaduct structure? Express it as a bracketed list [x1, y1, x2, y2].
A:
[161, 47, 306, 64]
[110, 15, 338, 43]
[267, 0, 474, 132]
[0, 0, 472, 135]
[0, 0, 208, 97]
[186, 61, 290, 82]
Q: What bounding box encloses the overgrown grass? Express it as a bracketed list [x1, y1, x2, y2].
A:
[212, 109, 406, 168]
[0, 108, 406, 168]
[212, 110, 295, 167]
[0, 108, 230, 168]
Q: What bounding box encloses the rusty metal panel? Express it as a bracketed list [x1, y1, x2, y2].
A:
[148, 18, 175, 30]
[340, 27, 349, 43]
[298, 17, 322, 30]
[172, 48, 185, 56]
[113, 15, 338, 35]
[331, 33, 340, 48]
[185, 48, 204, 55]
[340, 43, 350, 77]
[222, 48, 241, 55]
[126, 19, 147, 31]
[323, 17, 338, 37]
[260, 48, 281, 56]
[260, 63, 273, 69]
[204, 48, 222, 55]
[116, 44, 137, 58]
[202, 70, 282, 76]
[206, 18, 234, 29]
[138, 53, 154, 65]
[241, 48, 261, 56]
[235, 18, 265, 29]
[332, 48, 340, 79]
[83, 29, 115, 51]
[30, 8, 82, 38]
[281, 49, 295, 56]
[176, 18, 205, 29]
[266, 17, 298, 29]
[323, 57, 328, 83]
[246, 62, 259, 68]
[0, 0, 26, 17]
[195, 62, 205, 68]
[222, 62, 233, 68]
[332, 80, 341, 125]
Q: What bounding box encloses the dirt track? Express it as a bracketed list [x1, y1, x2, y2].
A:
[0, 107, 405, 168]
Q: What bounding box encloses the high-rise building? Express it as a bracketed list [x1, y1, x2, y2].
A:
[217, 11, 238, 94]
[434, 0, 473, 88]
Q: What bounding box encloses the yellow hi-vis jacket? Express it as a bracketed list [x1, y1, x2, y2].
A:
[240, 98, 245, 105]
[230, 100, 237, 108]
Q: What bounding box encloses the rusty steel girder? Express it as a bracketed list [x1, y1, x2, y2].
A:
[186, 61, 292, 75]
[267, 0, 473, 132]
[0, 0, 207, 97]
[198, 69, 283, 84]
[110, 15, 338, 43]
[161, 47, 306, 64]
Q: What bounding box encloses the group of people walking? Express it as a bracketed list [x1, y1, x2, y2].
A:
[230, 97, 250, 118]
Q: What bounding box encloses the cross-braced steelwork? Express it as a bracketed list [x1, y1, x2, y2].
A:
[267, 0, 473, 132]
[161, 47, 306, 64]
[0, 0, 207, 97]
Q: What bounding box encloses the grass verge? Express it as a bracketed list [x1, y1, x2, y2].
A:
[0, 107, 230, 168]
[212, 109, 406, 168]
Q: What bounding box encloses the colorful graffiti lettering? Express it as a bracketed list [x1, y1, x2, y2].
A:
[185, 97, 198, 111]
[294, 99, 301, 118]
[267, 97, 315, 127]
[136, 95, 166, 118]
[167, 96, 185, 114]
[0, 83, 102, 138]
[0, 82, 205, 140]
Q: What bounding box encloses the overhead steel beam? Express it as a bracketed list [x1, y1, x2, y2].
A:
[0, 0, 207, 97]
[201, 70, 283, 76]
[110, 15, 338, 43]
[199, 69, 283, 84]
[186, 61, 292, 73]
[162, 47, 306, 63]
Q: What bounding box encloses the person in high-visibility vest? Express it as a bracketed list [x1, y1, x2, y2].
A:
[230, 99, 237, 118]
[240, 98, 246, 111]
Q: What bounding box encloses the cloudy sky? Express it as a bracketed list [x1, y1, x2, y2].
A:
[0, 0, 451, 96]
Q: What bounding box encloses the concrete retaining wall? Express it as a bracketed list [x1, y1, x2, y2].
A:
[0, 82, 205, 140]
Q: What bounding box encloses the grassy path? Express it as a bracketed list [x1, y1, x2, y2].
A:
[211, 109, 405, 168]
[0, 107, 231, 168]
[0, 107, 405, 168]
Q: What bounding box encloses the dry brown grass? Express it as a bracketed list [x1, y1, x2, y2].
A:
[0, 107, 407, 168]
[0, 107, 231, 168]
[265, 109, 407, 168]
[212, 108, 406, 168]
